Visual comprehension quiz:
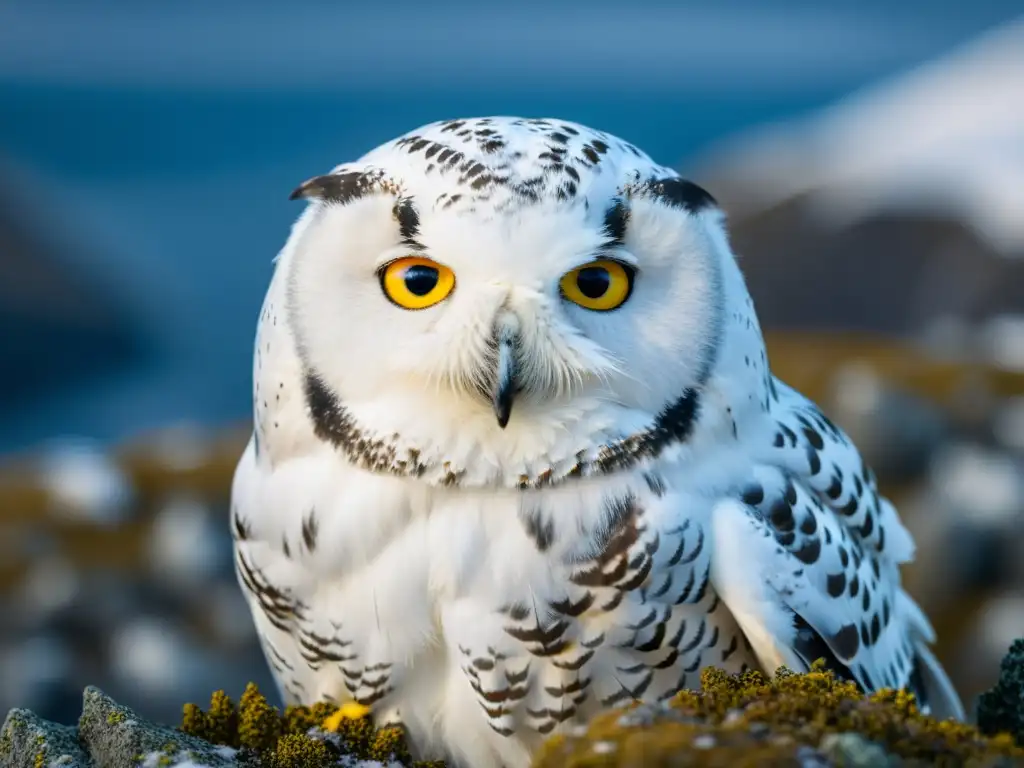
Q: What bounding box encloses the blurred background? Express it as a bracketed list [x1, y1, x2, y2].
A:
[1, 0, 1022, 734]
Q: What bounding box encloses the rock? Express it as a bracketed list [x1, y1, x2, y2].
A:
[1, 686, 240, 768]
[77, 686, 236, 768]
[0, 706, 90, 768]
[689, 20, 1024, 337]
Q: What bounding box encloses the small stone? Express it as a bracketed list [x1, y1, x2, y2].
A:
[826, 362, 948, 484]
[819, 732, 896, 767]
[992, 396, 1024, 453]
[107, 618, 206, 700]
[147, 423, 214, 473]
[147, 495, 232, 589]
[14, 556, 81, 625]
[691, 733, 716, 749]
[930, 443, 1024, 526]
[748, 722, 771, 738]
[722, 708, 744, 725]
[972, 595, 1024, 674]
[591, 740, 617, 754]
[36, 439, 134, 525]
[979, 314, 1024, 372]
[795, 744, 830, 767]
[200, 583, 261, 650]
[0, 707, 91, 768]
[616, 705, 658, 729]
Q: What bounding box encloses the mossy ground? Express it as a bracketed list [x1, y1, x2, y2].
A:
[534, 661, 1024, 767]
[178, 683, 443, 767]
[178, 649, 1024, 767]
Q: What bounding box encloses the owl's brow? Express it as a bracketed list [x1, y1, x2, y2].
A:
[289, 168, 403, 204]
[601, 198, 629, 248]
[620, 176, 718, 214]
[289, 169, 424, 250]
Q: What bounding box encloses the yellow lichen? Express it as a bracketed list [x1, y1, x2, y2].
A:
[267, 733, 333, 768]
[179, 683, 436, 766]
[282, 701, 336, 736]
[238, 682, 281, 753]
[180, 703, 207, 742]
[533, 662, 1024, 768]
[179, 650, 1024, 768]
[207, 690, 240, 748]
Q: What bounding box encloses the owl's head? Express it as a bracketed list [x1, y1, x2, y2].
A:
[278, 117, 758, 488]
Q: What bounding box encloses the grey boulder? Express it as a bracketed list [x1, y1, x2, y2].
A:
[2, 686, 236, 768]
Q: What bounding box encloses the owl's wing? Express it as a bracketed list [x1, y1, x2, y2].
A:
[709, 376, 964, 720]
[230, 437, 355, 710]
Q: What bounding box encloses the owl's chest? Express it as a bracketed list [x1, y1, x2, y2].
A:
[248, 451, 752, 766]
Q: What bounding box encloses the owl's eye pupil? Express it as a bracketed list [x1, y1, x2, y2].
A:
[403, 265, 439, 296]
[576, 267, 610, 299]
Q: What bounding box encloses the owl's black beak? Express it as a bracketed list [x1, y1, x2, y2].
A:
[494, 379, 514, 429]
[492, 326, 518, 429]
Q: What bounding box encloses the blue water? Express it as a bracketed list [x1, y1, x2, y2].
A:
[0, 2, 1019, 454]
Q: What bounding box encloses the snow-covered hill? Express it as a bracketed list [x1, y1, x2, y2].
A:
[697, 17, 1024, 256]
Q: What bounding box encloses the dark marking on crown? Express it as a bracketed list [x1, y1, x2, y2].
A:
[393, 198, 423, 249]
[631, 176, 717, 214]
[602, 199, 629, 247]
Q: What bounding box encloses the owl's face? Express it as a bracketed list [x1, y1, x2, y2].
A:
[284, 118, 732, 467]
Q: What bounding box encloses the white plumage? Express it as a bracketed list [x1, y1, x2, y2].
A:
[230, 116, 964, 767]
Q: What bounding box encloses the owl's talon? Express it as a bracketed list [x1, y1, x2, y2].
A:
[322, 701, 372, 731]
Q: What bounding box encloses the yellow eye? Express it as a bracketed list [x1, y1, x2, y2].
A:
[559, 259, 634, 311]
[380, 256, 456, 310]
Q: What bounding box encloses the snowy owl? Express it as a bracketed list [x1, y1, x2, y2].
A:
[230, 116, 964, 767]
